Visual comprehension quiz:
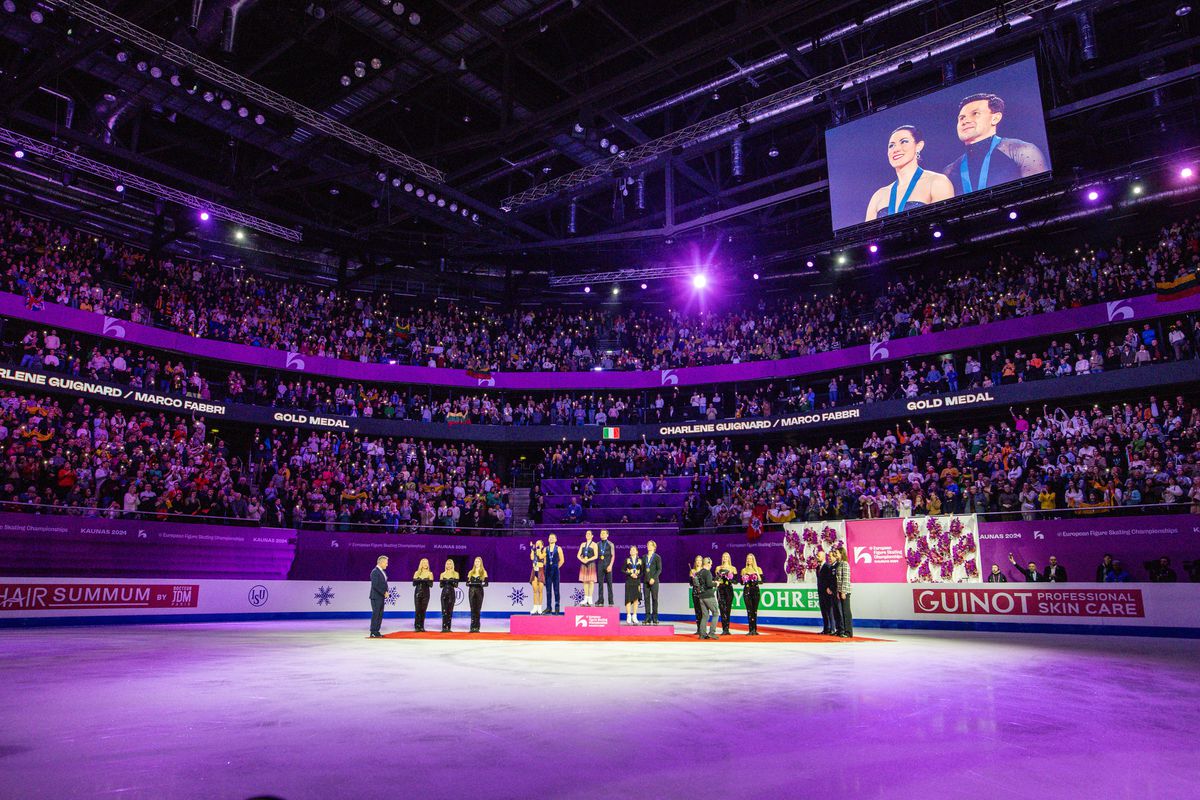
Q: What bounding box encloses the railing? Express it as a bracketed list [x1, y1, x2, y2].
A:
[1, 500, 1192, 537]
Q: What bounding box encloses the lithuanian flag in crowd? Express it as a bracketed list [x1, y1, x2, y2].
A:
[1156, 270, 1200, 301]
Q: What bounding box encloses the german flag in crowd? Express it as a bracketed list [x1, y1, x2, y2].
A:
[1156, 270, 1200, 301]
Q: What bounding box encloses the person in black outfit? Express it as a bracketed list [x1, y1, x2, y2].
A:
[688, 555, 704, 635]
[412, 557, 434, 632]
[622, 546, 643, 625]
[369, 555, 389, 638]
[815, 551, 838, 635]
[438, 559, 460, 633]
[1147, 557, 1178, 583]
[741, 554, 764, 636]
[985, 563, 1009, 583]
[694, 557, 719, 640]
[1095, 554, 1114, 582]
[1043, 555, 1067, 583]
[465, 557, 489, 633]
[642, 540, 662, 625]
[596, 529, 615, 606]
[1009, 553, 1046, 582]
[714, 552, 739, 636]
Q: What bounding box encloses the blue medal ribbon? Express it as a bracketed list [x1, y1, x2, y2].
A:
[888, 166, 924, 215]
[960, 135, 1001, 193]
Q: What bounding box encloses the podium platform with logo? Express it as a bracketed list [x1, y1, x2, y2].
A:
[508, 606, 675, 637]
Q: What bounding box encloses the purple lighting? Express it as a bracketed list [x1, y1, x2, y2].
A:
[868, 244, 878, 254]
[13, 148, 24, 159]
[1008, 210, 1018, 220]
[1182, 167, 1195, 180]
[806, 260, 814, 268]
[1086, 190, 1100, 202]
[199, 211, 210, 222]
[583, 286, 591, 294]
[933, 230, 943, 239]
[691, 274, 708, 290]
[640, 283, 647, 290]
[752, 273, 759, 280]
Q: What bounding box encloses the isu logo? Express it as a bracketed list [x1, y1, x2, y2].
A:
[285, 351, 306, 370]
[868, 341, 889, 361]
[660, 369, 679, 386]
[247, 585, 269, 607]
[102, 317, 127, 339]
[574, 617, 589, 627]
[1106, 300, 1134, 322]
[1033, 531, 1044, 540]
[853, 546, 872, 564]
[477, 377, 496, 387]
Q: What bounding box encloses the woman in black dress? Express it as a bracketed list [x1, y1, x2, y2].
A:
[714, 551, 740, 636]
[466, 557, 489, 633]
[412, 558, 434, 632]
[741, 554, 764, 636]
[623, 546, 644, 625]
[438, 559, 460, 633]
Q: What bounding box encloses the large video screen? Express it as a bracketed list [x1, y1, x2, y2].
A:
[825, 58, 1051, 232]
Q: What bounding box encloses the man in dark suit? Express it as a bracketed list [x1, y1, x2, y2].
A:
[642, 539, 662, 624]
[815, 551, 837, 635]
[369, 555, 389, 638]
[1043, 555, 1067, 583]
[694, 557, 720, 640]
[1008, 553, 1046, 582]
[596, 529, 614, 606]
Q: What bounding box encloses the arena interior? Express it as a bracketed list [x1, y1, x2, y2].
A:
[1, 1, 1199, 798]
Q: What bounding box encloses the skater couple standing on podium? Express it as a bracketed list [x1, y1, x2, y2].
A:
[528, 531, 662, 622]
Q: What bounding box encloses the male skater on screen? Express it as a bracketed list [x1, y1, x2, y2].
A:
[596, 529, 614, 606]
[643, 540, 662, 625]
[944, 93, 1048, 196]
[369, 555, 389, 638]
[545, 533, 564, 614]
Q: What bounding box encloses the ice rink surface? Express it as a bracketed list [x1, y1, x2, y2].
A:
[1, 619, 1197, 800]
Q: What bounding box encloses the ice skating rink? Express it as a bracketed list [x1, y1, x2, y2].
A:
[1, 620, 1196, 800]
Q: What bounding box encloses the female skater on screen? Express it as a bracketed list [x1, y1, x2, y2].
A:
[865, 125, 954, 222]
[438, 559, 460, 633]
[466, 557, 489, 634]
[741, 554, 764, 636]
[715, 552, 740, 636]
[577, 530, 598, 606]
[412, 558, 434, 632]
[623, 546, 644, 625]
[530, 540, 547, 614]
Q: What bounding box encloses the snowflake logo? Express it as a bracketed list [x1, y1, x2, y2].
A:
[314, 585, 335, 606]
[570, 588, 585, 605]
[507, 587, 527, 607]
[384, 586, 401, 607]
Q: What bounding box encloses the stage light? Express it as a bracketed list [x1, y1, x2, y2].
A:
[220, 98, 233, 111]
[415, 187, 425, 197]
[376, 171, 388, 182]
[116, 50, 128, 63]
[392, 2, 404, 15]
[584, 286, 591, 294]
[354, 61, 366, 78]
[13, 148, 24, 159]
[837, 254, 847, 265]
[427, 193, 437, 203]
[169, 74, 182, 86]
[1176, 3, 1192, 17]
[149, 65, 164, 79]
[933, 230, 943, 239]
[752, 273, 759, 280]
[449, 202, 458, 212]
[391, 177, 402, 188]
[136, 61, 148, 72]
[408, 10, 420, 24]
[235, 230, 245, 241]
[29, 9, 43, 23]
[1086, 189, 1100, 202]
[1008, 210, 1018, 220]
[767, 146, 780, 158]
[573, 122, 585, 134]
[203, 90, 215, 102]
[806, 260, 815, 268]
[1131, 183, 1144, 195]
[463, 114, 471, 124]
[640, 283, 648, 290]
[612, 286, 619, 296]
[609, 144, 619, 154]
[403, 182, 414, 192]
[371, 57, 383, 70]
[199, 211, 210, 221]
[869, 244, 878, 254]
[1181, 167, 1195, 179]
[437, 198, 446, 207]
[237, 106, 249, 118]
[600, 138, 610, 149]
[114, 182, 125, 193]
[340, 75, 351, 87]
[461, 208, 470, 217]
[2, 1, 15, 13]
[254, 113, 266, 125]
[692, 274, 708, 290]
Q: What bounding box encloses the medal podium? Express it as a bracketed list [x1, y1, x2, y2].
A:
[509, 605, 675, 637]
